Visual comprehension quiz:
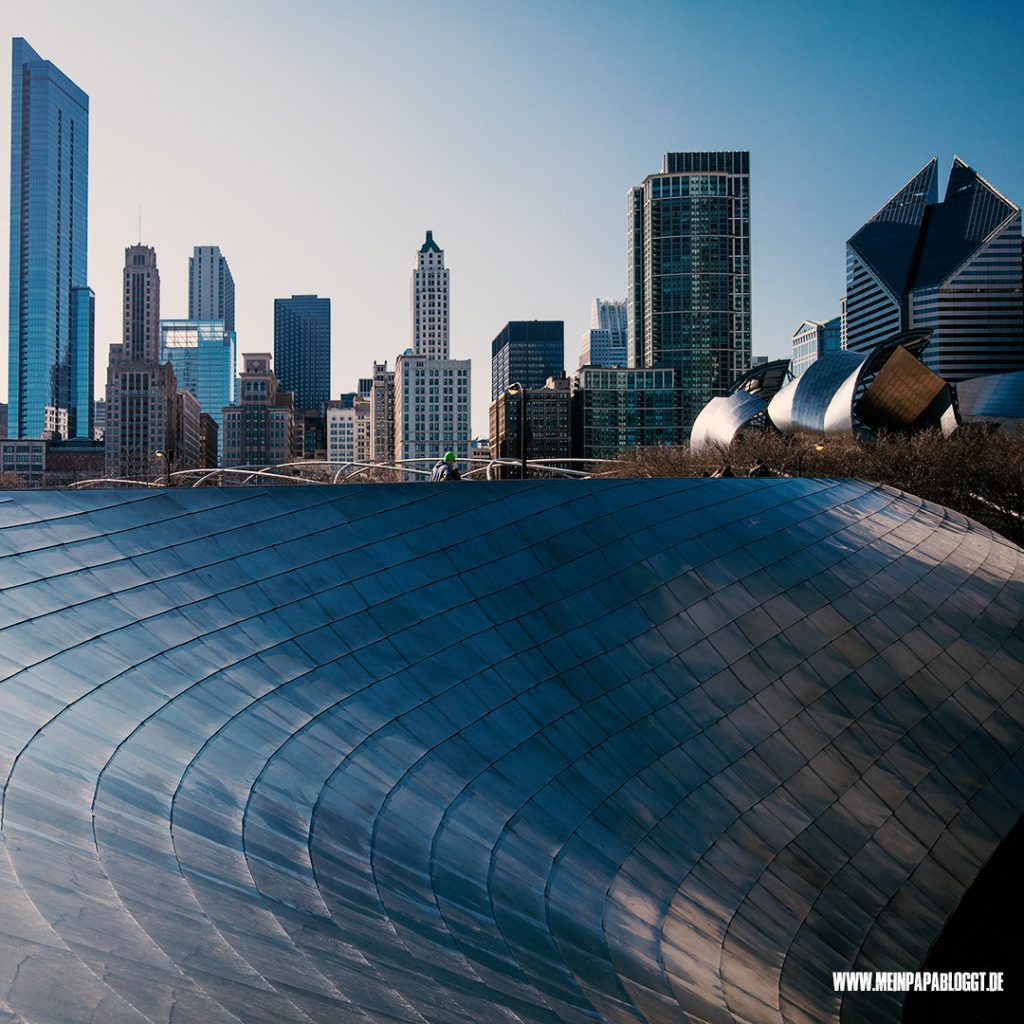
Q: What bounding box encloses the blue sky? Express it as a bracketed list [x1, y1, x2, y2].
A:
[2, 0, 1022, 434]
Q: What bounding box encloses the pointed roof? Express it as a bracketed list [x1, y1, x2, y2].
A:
[848, 159, 938, 298]
[911, 157, 1020, 289]
[419, 230, 442, 254]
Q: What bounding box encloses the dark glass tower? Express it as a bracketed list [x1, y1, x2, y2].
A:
[847, 157, 1023, 381]
[8, 38, 92, 440]
[490, 320, 564, 400]
[273, 295, 331, 414]
[628, 152, 751, 435]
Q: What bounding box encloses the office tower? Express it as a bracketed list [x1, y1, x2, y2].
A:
[198, 413, 218, 468]
[411, 230, 449, 358]
[846, 157, 1023, 381]
[840, 296, 848, 350]
[9, 38, 93, 440]
[489, 375, 571, 466]
[221, 354, 295, 467]
[571, 367, 680, 459]
[105, 245, 185, 477]
[490, 321, 564, 400]
[628, 152, 751, 434]
[369, 361, 395, 464]
[358, 378, 372, 399]
[394, 353, 471, 466]
[791, 317, 842, 377]
[160, 320, 237, 458]
[123, 245, 160, 360]
[273, 294, 331, 414]
[103, 361, 179, 477]
[580, 299, 627, 368]
[0, 403, 7, 439]
[188, 245, 235, 332]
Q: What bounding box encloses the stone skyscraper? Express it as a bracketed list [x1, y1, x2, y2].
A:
[395, 232, 470, 467]
[411, 230, 449, 359]
[846, 157, 1023, 381]
[8, 38, 94, 440]
[105, 245, 182, 477]
[188, 245, 235, 333]
[122, 245, 160, 360]
[628, 151, 751, 435]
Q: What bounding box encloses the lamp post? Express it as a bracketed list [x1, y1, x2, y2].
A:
[507, 382, 526, 479]
[154, 450, 171, 487]
[795, 441, 825, 476]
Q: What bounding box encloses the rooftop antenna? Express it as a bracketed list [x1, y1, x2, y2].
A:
[138, 203, 142, 245]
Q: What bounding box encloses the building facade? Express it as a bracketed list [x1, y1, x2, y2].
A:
[103, 360, 180, 478]
[791, 317, 843, 377]
[9, 38, 93, 440]
[274, 294, 331, 415]
[394, 354, 471, 466]
[491, 320, 564, 400]
[411, 231, 449, 359]
[579, 299, 627, 368]
[188, 245, 235, 332]
[846, 157, 1023, 381]
[105, 245, 183, 478]
[628, 151, 751, 435]
[123, 245, 160, 360]
[160, 319, 237, 458]
[572, 366, 680, 459]
[489, 375, 571, 466]
[369, 361, 395, 465]
[221, 354, 295, 468]
[326, 394, 371, 467]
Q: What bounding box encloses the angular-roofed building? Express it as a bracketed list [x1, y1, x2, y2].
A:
[0, 481, 1020, 1023]
[846, 158, 1023, 381]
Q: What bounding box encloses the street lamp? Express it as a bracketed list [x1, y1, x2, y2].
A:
[795, 441, 825, 476]
[154, 450, 171, 487]
[507, 382, 526, 479]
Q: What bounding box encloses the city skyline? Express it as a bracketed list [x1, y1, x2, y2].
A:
[2, 1, 1022, 435]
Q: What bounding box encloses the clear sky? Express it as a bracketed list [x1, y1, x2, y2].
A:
[3, 0, 1023, 435]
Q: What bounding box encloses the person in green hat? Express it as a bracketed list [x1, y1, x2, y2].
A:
[430, 451, 462, 481]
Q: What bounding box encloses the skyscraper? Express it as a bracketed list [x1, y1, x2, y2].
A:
[411, 230, 449, 359]
[160, 320, 237, 459]
[396, 231, 471, 468]
[188, 245, 235, 332]
[628, 151, 751, 435]
[846, 157, 1023, 381]
[580, 299, 627, 367]
[122, 245, 160, 360]
[274, 295, 331, 414]
[791, 317, 842, 377]
[105, 245, 182, 478]
[8, 38, 93, 440]
[491, 320, 564, 400]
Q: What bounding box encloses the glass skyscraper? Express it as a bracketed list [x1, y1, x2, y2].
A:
[628, 152, 751, 436]
[846, 157, 1023, 381]
[8, 38, 93, 440]
[160, 320, 237, 458]
[273, 294, 331, 414]
[490, 320, 564, 400]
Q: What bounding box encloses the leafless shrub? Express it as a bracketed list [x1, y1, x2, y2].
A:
[610, 428, 1024, 546]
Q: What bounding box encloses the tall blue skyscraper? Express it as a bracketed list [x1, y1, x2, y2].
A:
[273, 295, 331, 414]
[8, 38, 93, 440]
